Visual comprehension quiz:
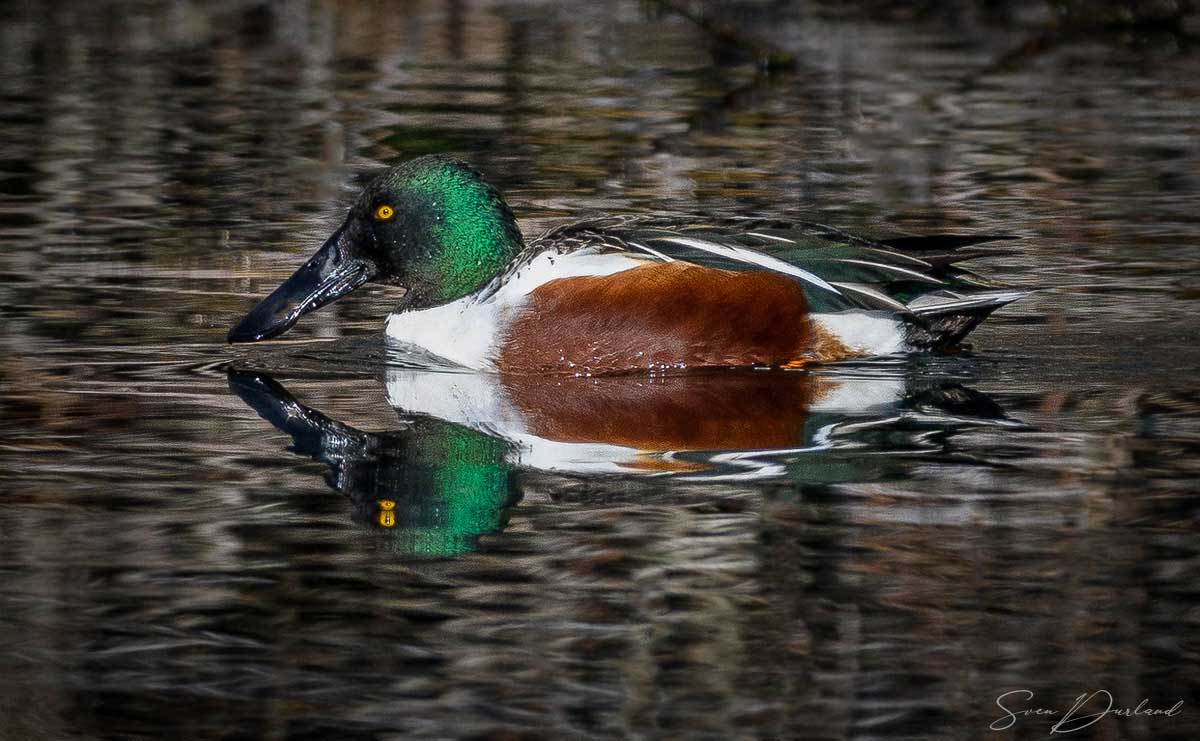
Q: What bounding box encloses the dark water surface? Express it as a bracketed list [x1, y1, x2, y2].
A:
[2, 2, 1199, 739]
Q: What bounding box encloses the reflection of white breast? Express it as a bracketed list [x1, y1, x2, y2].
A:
[383, 368, 906, 478]
[382, 369, 523, 441]
[383, 369, 644, 474]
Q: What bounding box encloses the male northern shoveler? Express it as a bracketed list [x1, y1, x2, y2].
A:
[228, 155, 1026, 374]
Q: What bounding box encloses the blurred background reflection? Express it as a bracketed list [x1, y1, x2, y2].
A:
[1, 1, 1198, 738]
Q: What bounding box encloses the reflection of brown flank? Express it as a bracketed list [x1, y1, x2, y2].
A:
[499, 372, 829, 451]
[619, 454, 713, 473]
[497, 262, 853, 375]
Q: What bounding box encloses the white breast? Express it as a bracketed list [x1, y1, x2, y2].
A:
[384, 249, 644, 370]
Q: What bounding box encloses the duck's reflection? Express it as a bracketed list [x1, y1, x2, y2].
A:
[380, 367, 1018, 477]
[229, 367, 1021, 555]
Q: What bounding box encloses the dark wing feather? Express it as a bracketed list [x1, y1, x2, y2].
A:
[529, 216, 1025, 321]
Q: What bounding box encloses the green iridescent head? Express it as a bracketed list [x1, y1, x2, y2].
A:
[360, 156, 524, 305]
[229, 155, 524, 343]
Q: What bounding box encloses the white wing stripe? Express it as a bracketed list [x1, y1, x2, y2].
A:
[860, 247, 932, 268]
[908, 291, 1028, 316]
[828, 281, 912, 314]
[626, 240, 675, 262]
[744, 231, 796, 244]
[655, 236, 841, 294]
[837, 258, 942, 284]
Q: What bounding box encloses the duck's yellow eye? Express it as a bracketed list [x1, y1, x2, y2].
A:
[375, 204, 395, 221]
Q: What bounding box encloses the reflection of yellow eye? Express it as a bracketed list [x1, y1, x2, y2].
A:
[375, 204, 395, 221]
[378, 499, 396, 528]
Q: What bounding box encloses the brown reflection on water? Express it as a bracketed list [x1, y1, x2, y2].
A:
[1, 0, 1199, 739]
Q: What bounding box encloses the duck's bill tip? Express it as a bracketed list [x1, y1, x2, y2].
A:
[227, 313, 298, 343]
[226, 227, 376, 344]
[225, 298, 306, 343]
[226, 322, 271, 344]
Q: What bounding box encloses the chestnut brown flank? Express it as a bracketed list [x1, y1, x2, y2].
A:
[498, 262, 836, 375]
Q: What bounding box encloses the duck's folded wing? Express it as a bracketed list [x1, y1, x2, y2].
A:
[538, 217, 1022, 317]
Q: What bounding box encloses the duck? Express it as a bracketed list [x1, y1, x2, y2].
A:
[227, 155, 1027, 374]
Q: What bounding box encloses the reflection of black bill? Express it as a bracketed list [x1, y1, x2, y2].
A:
[226, 370, 357, 454]
[227, 226, 376, 343]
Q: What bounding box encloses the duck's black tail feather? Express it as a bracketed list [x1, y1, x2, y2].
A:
[904, 290, 1029, 349]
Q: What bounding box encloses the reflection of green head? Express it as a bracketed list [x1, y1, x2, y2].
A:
[226, 370, 519, 560]
[374, 421, 518, 558]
